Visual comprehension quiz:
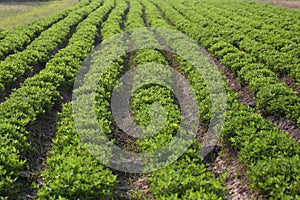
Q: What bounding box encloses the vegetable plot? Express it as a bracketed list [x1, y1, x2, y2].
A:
[0, 0, 299, 199]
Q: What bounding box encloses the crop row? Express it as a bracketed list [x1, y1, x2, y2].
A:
[150, 0, 300, 198]
[0, 0, 103, 95]
[158, 0, 300, 127]
[35, 0, 130, 198]
[0, 0, 90, 60]
[0, 0, 114, 198]
[39, 0, 132, 198]
[36, 104, 118, 200]
[111, 0, 227, 198]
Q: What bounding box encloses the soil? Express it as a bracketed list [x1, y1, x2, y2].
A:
[19, 107, 60, 199]
[280, 76, 300, 97]
[210, 146, 262, 200]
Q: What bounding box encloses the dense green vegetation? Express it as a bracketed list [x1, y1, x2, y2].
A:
[0, 0, 299, 199]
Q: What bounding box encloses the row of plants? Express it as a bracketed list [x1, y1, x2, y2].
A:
[0, 0, 90, 60]
[150, 0, 300, 198]
[125, 1, 227, 198]
[101, 0, 128, 39]
[160, 0, 300, 127]
[93, 0, 129, 138]
[36, 103, 118, 199]
[36, 1, 130, 198]
[132, 51, 226, 199]
[172, 0, 300, 86]
[0, 0, 102, 95]
[126, 0, 145, 29]
[0, 0, 114, 198]
[35, 0, 131, 198]
[131, 49, 226, 198]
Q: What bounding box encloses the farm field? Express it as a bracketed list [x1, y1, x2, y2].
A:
[257, 0, 300, 9]
[0, 0, 299, 199]
[0, 0, 77, 30]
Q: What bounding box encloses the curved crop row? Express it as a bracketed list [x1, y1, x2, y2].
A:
[37, 1, 129, 198]
[0, 0, 90, 60]
[0, 1, 114, 198]
[36, 104, 118, 199]
[121, 0, 227, 198]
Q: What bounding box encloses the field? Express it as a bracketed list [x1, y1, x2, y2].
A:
[0, 0, 77, 30]
[258, 0, 300, 9]
[0, 0, 299, 199]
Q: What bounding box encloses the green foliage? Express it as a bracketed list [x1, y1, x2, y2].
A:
[249, 155, 300, 199]
[37, 104, 118, 199]
[0, 0, 113, 197]
[1, 0, 299, 199]
[158, 0, 300, 127]
[37, 2, 125, 198]
[256, 84, 300, 119]
[128, 2, 227, 198]
[147, 146, 227, 200]
[155, 1, 300, 198]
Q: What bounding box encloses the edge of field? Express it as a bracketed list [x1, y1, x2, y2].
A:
[0, 0, 78, 31]
[255, 0, 300, 9]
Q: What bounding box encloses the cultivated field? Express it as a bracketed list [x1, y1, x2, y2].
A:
[0, 0, 299, 199]
[0, 0, 77, 30]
